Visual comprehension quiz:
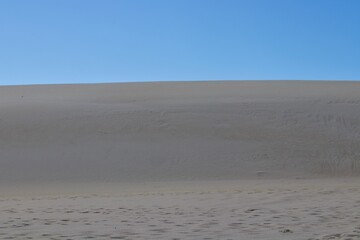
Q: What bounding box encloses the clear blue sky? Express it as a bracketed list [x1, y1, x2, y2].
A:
[1, 0, 359, 85]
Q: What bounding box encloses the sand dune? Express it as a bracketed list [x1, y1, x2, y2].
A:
[2, 81, 360, 239]
[1, 81, 360, 185]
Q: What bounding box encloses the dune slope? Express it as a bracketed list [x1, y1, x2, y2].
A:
[0, 81, 359, 184]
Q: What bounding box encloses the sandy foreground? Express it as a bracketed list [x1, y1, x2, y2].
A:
[1, 179, 360, 240]
[1, 81, 360, 239]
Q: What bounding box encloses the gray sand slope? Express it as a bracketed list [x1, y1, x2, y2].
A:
[1, 81, 359, 184]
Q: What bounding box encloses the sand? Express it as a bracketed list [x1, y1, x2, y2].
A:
[1, 81, 360, 239]
[1, 179, 360, 239]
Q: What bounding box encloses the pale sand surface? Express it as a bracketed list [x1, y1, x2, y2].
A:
[1, 179, 360, 240]
[1, 81, 360, 239]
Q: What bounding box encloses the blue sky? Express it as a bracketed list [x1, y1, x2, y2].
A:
[1, 0, 359, 85]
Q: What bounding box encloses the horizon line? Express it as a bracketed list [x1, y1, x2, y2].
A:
[1, 79, 360, 87]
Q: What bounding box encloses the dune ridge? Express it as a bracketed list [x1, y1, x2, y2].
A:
[1, 81, 360, 184]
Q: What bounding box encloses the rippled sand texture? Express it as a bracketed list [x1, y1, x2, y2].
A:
[1, 179, 360, 240]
